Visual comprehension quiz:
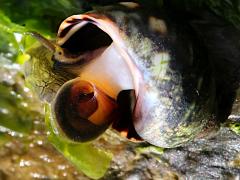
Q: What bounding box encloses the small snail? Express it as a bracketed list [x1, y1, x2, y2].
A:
[24, 2, 240, 148]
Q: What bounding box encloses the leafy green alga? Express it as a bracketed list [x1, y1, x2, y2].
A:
[0, 82, 36, 135]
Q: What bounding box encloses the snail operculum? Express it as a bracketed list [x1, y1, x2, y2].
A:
[24, 3, 217, 147]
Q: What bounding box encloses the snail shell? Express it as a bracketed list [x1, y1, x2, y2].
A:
[52, 4, 217, 148]
[25, 3, 224, 148]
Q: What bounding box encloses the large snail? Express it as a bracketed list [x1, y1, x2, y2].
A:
[24, 2, 240, 148]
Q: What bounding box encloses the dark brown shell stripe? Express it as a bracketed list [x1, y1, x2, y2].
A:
[58, 17, 97, 39]
[65, 18, 83, 24]
[58, 18, 85, 38]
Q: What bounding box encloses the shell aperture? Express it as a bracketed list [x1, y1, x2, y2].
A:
[53, 79, 118, 141]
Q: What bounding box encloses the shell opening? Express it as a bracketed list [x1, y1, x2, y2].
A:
[53, 79, 118, 142]
[60, 23, 112, 54]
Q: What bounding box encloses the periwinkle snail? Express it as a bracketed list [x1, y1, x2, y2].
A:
[24, 2, 240, 148]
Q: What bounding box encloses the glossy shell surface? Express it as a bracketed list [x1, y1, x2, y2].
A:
[25, 4, 220, 148]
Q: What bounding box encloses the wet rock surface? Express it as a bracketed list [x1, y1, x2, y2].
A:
[101, 125, 240, 179]
[163, 127, 240, 179]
